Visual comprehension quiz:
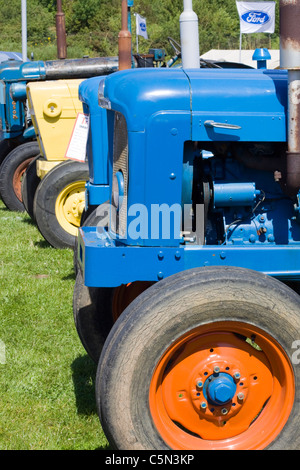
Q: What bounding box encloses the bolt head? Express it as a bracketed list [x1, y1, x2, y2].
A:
[233, 372, 241, 380]
[237, 392, 245, 401]
[221, 408, 228, 415]
[200, 402, 207, 410]
[213, 366, 220, 374]
[213, 383, 234, 404]
[196, 381, 203, 389]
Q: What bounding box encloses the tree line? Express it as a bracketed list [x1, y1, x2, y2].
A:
[0, 0, 281, 61]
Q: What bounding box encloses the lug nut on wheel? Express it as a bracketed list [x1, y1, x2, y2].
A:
[237, 392, 245, 401]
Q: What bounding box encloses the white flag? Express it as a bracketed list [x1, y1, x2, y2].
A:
[236, 1, 276, 34]
[136, 13, 148, 39]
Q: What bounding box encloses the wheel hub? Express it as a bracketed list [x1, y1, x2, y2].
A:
[55, 181, 86, 235]
[149, 319, 295, 449]
[64, 192, 85, 225]
[204, 372, 237, 406]
[192, 357, 249, 424]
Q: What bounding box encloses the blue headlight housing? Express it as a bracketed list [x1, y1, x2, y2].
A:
[112, 170, 124, 212]
[98, 78, 111, 110]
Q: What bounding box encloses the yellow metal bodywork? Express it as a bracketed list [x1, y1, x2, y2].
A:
[35, 159, 61, 179]
[26, 79, 84, 175]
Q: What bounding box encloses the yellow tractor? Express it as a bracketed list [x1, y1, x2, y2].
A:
[23, 79, 88, 249]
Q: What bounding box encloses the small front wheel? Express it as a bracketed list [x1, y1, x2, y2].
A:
[96, 266, 300, 450]
[21, 156, 41, 219]
[33, 160, 89, 249]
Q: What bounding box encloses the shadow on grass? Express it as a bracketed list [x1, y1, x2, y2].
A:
[71, 354, 97, 416]
[62, 271, 76, 281]
[33, 239, 51, 249]
[22, 216, 36, 227]
[72, 355, 113, 450]
[95, 443, 113, 450]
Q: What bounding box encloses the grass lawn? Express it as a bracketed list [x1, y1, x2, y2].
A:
[0, 200, 109, 450]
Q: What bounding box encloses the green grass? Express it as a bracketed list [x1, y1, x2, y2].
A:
[0, 200, 109, 450]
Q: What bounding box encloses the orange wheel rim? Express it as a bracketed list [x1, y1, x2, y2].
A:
[149, 321, 295, 450]
[13, 158, 34, 201]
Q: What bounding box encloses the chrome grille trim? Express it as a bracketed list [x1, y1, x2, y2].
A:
[111, 112, 128, 236]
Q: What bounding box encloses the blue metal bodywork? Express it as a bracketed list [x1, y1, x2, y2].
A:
[79, 76, 110, 207]
[78, 66, 300, 287]
[0, 60, 47, 141]
[0, 51, 26, 62]
[0, 0, 135, 146]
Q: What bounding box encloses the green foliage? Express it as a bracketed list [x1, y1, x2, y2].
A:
[65, 0, 100, 33]
[0, 0, 281, 61]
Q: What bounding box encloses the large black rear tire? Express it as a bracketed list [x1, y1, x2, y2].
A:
[96, 266, 300, 450]
[73, 269, 152, 364]
[73, 271, 115, 363]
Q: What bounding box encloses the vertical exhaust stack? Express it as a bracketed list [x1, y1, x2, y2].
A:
[56, 0, 67, 59]
[280, 0, 300, 197]
[119, 0, 132, 71]
[180, 0, 200, 69]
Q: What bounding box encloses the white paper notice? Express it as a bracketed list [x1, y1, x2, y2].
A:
[65, 112, 89, 162]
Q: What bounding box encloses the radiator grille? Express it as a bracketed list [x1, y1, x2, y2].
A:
[111, 112, 128, 237]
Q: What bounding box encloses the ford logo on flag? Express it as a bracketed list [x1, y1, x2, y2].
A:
[241, 10, 270, 25]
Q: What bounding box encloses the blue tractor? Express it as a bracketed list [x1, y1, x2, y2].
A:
[0, 0, 169, 225]
[0, 55, 119, 212]
[73, 0, 300, 450]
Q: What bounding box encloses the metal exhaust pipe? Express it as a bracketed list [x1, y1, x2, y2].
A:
[180, 0, 200, 69]
[118, 0, 132, 71]
[44, 57, 119, 79]
[56, 0, 67, 59]
[280, 0, 300, 197]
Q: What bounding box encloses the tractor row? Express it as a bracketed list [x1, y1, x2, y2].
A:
[3, 0, 300, 451]
[0, 2, 254, 250]
[0, 1, 141, 248]
[73, 0, 300, 450]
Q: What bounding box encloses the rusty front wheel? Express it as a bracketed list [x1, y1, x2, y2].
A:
[96, 266, 300, 450]
[0, 141, 40, 212]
